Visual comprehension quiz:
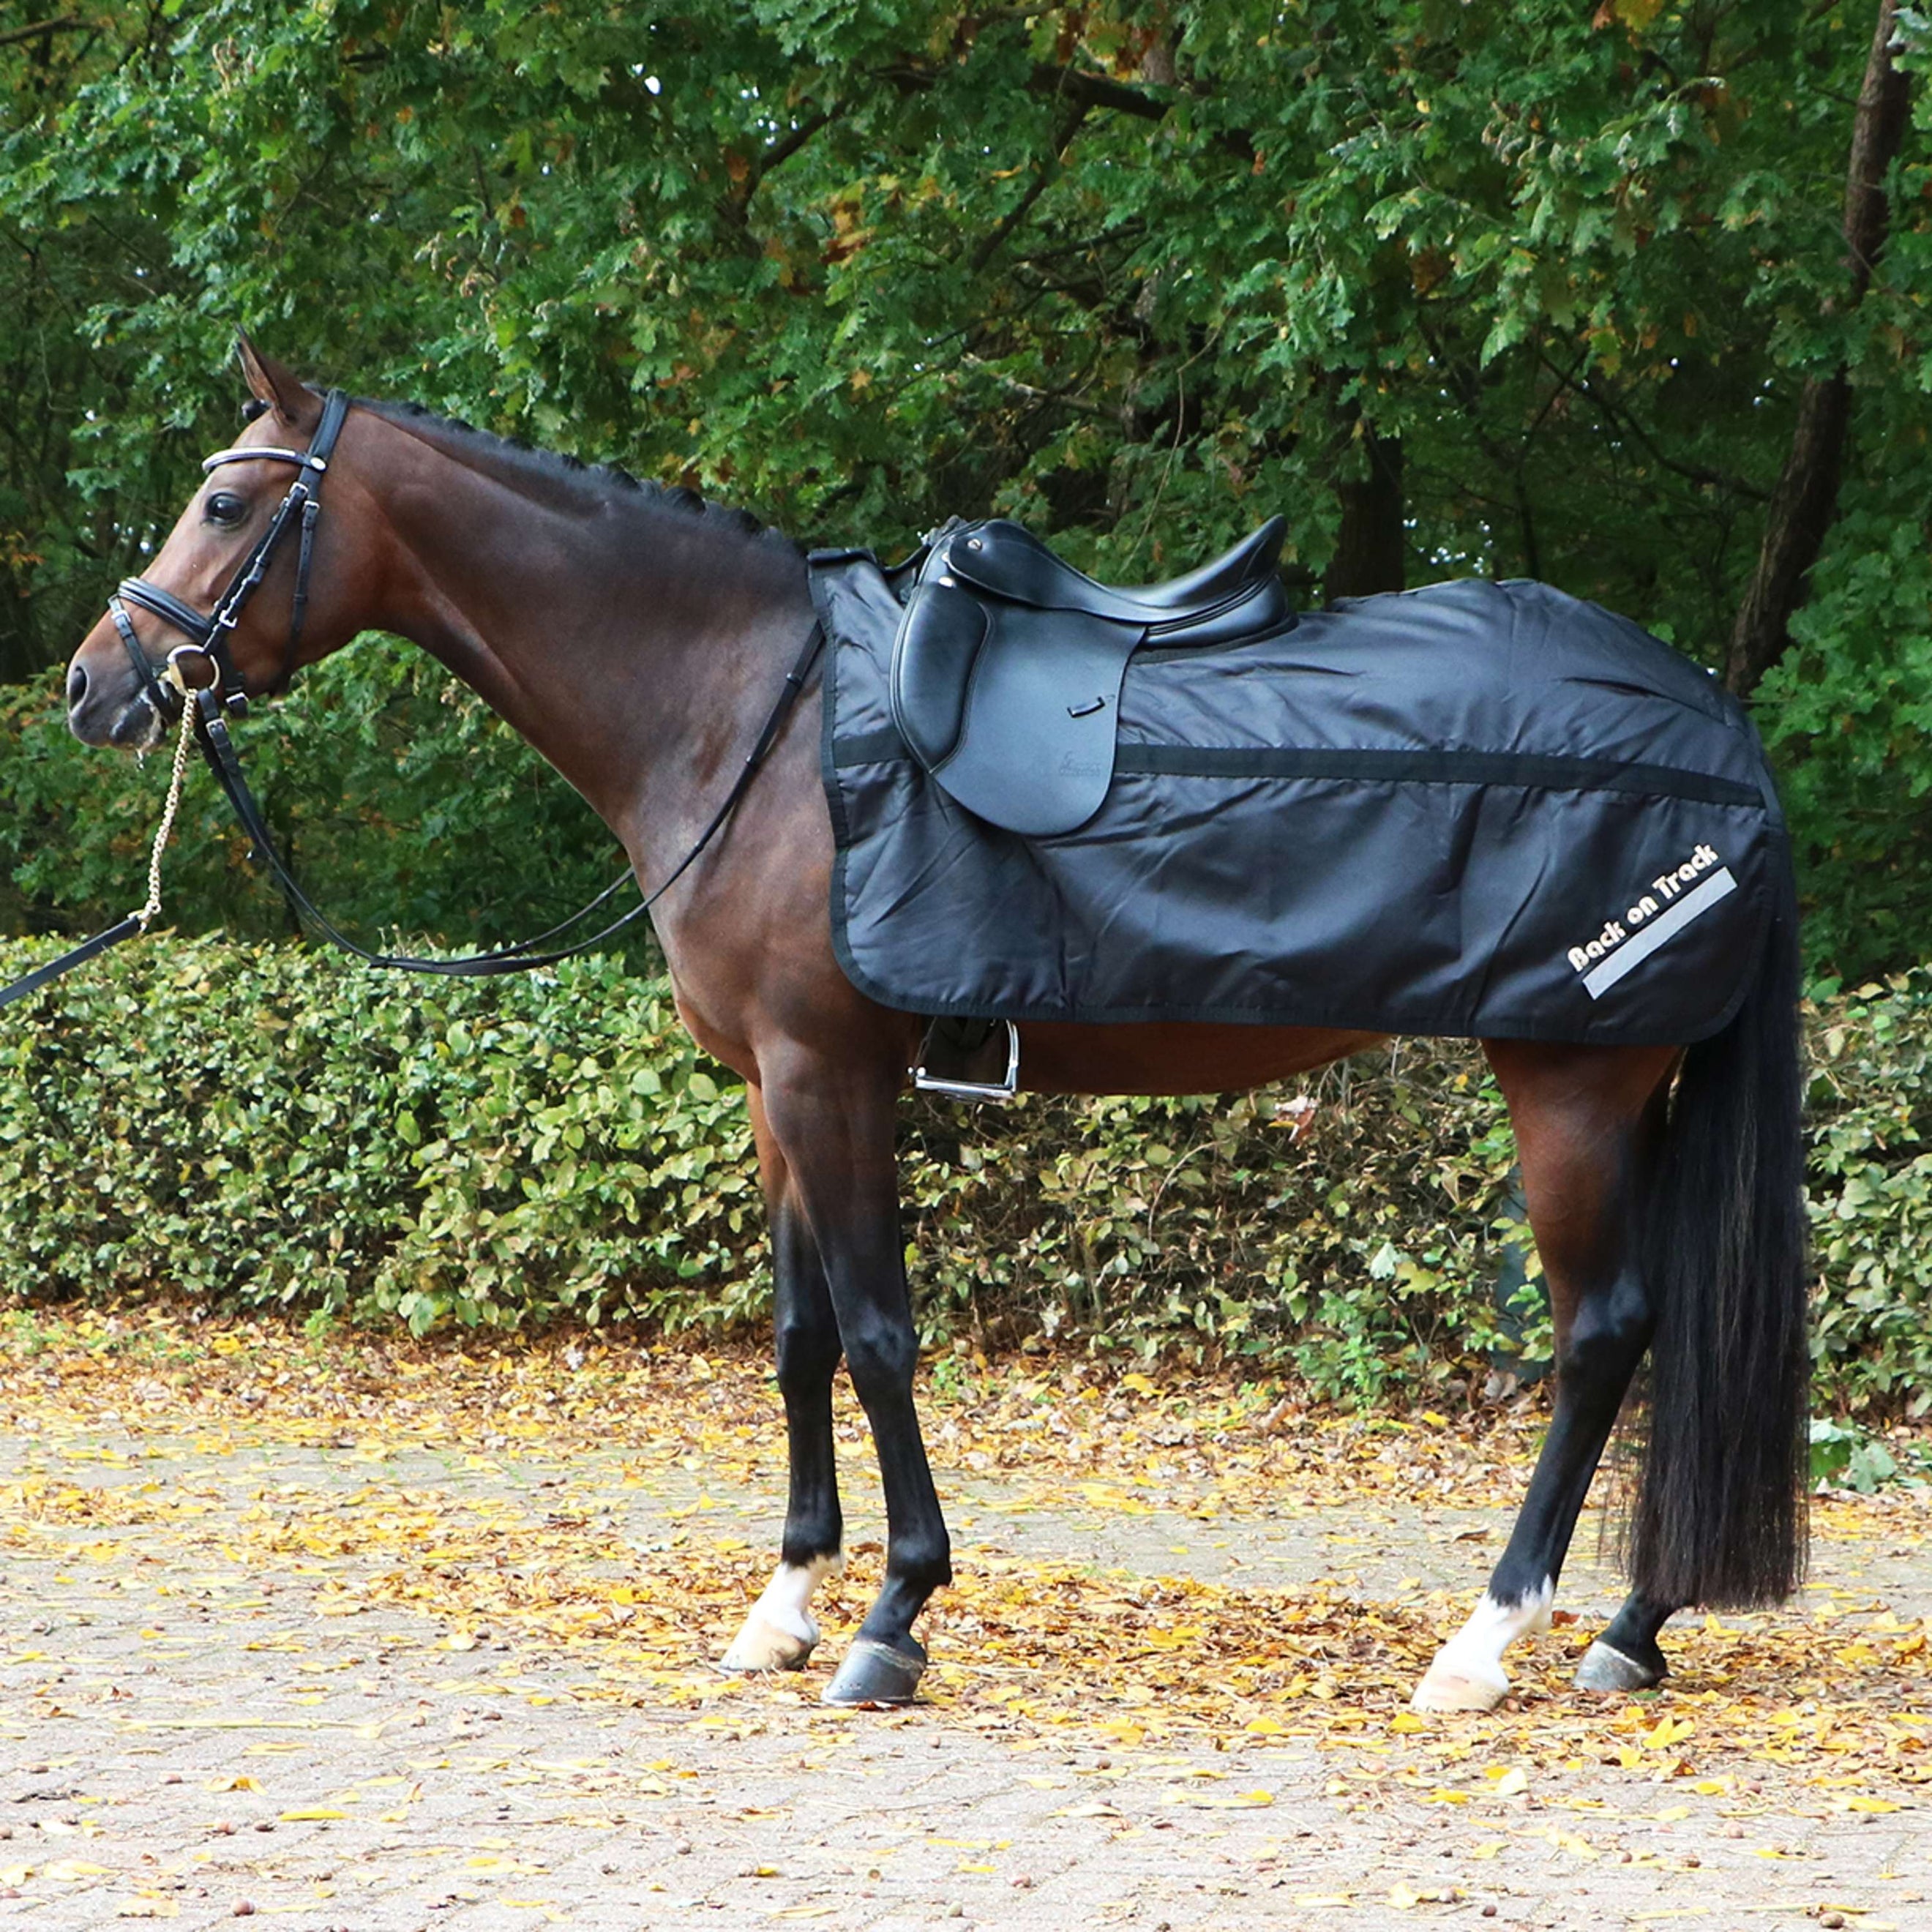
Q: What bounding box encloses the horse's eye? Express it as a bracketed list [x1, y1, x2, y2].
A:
[206, 490, 247, 527]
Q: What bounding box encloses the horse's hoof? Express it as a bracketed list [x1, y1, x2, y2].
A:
[1573, 1639, 1666, 1694]
[719, 1611, 817, 1674]
[1410, 1659, 1509, 1714]
[821, 1635, 926, 1707]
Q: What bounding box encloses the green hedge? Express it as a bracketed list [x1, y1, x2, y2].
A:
[1, 937, 1926, 1414]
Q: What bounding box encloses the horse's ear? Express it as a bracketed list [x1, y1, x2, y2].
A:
[236, 332, 321, 431]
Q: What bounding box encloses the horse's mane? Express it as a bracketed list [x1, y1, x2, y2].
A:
[250, 393, 798, 557]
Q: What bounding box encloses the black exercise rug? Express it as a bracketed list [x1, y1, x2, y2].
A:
[811, 553, 1786, 1046]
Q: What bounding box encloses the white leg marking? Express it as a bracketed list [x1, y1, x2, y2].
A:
[1411, 1579, 1555, 1713]
[720, 1553, 843, 1673]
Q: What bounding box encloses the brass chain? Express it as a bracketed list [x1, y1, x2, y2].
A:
[133, 690, 199, 930]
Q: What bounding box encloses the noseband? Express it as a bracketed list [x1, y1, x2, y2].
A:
[107, 387, 352, 720]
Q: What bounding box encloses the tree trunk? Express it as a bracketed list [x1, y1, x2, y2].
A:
[1724, 0, 1912, 695]
[1324, 423, 1406, 602]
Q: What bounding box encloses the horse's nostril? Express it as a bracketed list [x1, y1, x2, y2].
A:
[66, 661, 89, 711]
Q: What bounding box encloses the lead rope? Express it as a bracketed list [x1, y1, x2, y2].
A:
[0, 675, 206, 1014]
[132, 683, 201, 929]
[4, 615, 825, 1016]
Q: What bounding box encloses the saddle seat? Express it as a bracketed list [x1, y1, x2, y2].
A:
[941, 515, 1288, 632]
[890, 515, 1292, 837]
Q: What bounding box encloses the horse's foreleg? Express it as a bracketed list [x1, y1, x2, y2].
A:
[722, 1092, 845, 1672]
[1412, 1041, 1675, 1713]
[759, 1055, 950, 1707]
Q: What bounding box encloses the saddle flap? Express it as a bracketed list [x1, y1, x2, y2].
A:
[887, 512, 1298, 838]
[891, 580, 987, 770]
[891, 576, 1142, 837]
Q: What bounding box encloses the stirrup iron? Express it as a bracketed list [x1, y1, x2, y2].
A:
[913, 1019, 1019, 1102]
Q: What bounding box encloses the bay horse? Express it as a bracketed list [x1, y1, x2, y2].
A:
[64, 343, 1809, 1712]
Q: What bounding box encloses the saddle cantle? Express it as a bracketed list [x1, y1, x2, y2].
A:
[890, 516, 1290, 836]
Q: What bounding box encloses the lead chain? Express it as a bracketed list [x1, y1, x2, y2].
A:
[133, 692, 200, 929]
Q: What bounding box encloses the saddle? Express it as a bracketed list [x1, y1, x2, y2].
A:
[890, 515, 1291, 836]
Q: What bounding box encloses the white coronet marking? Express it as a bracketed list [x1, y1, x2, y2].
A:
[1411, 1579, 1556, 1713]
[755, 1552, 842, 1643]
[720, 1553, 843, 1673]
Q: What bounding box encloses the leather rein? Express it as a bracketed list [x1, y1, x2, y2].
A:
[2, 390, 823, 1008]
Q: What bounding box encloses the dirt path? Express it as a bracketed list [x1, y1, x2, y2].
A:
[1, 1321, 1927, 1931]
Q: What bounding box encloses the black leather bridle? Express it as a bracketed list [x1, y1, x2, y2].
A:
[108, 387, 353, 723]
[0, 383, 826, 1008]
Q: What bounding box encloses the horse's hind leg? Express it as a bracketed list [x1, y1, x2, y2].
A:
[1412, 1041, 1676, 1713]
[722, 1087, 845, 1674]
[1575, 1586, 1679, 1692]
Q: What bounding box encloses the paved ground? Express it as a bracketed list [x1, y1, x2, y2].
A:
[2, 1404, 1927, 1932]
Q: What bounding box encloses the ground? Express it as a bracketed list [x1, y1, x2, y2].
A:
[0, 1309, 1926, 1932]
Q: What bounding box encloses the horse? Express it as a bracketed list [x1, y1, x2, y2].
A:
[64, 341, 1809, 1712]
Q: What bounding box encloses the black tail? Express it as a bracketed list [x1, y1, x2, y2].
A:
[1630, 846, 1810, 1609]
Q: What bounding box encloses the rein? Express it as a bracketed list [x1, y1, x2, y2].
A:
[186, 614, 824, 978]
[2, 390, 825, 1008]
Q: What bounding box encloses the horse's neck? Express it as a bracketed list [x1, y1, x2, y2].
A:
[369, 430, 811, 853]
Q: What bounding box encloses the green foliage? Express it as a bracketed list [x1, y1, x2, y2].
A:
[1806, 1418, 1919, 1493]
[1757, 454, 1932, 976]
[0, 941, 746, 1336]
[896, 1061, 1534, 1404]
[1, 937, 1925, 1414]
[1, 2, 1928, 972]
[1804, 967, 1932, 1418]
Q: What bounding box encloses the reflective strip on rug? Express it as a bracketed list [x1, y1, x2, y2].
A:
[1583, 868, 1738, 1000]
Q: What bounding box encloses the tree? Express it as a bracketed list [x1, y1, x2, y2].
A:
[1, 1, 1925, 973]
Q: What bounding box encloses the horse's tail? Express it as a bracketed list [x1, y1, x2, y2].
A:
[1628, 842, 1810, 1609]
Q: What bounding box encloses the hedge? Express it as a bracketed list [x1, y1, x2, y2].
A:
[1, 937, 1926, 1414]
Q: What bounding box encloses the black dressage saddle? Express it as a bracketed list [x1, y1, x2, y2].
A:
[890, 515, 1291, 836]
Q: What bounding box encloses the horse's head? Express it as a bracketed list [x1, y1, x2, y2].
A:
[67, 337, 374, 749]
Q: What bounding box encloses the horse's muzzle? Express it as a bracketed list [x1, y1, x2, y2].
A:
[65, 647, 162, 751]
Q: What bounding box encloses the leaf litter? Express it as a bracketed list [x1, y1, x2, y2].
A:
[1, 1303, 1926, 1923]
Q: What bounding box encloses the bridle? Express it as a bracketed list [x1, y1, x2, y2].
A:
[107, 386, 352, 722]
[1, 382, 825, 1006]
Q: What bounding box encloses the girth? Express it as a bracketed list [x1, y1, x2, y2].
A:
[890, 516, 1290, 836]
